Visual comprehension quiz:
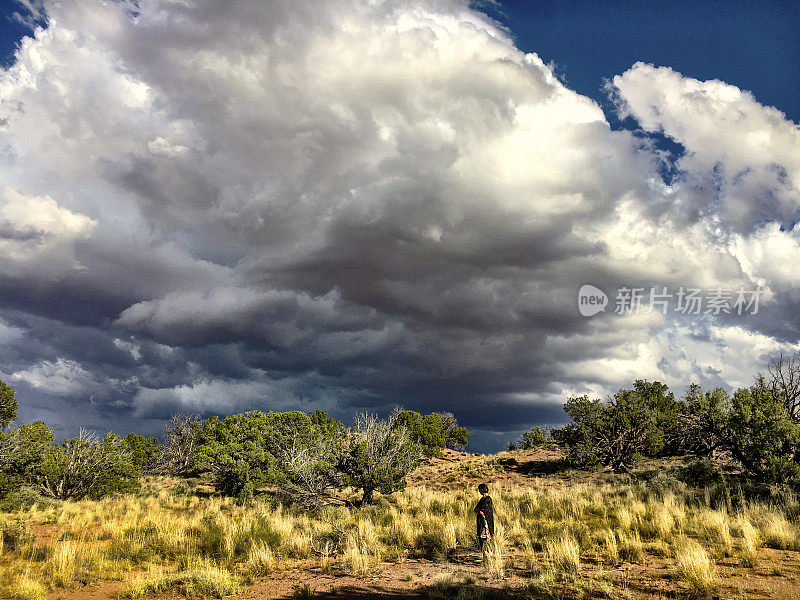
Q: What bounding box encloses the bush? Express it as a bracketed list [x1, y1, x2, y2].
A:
[682, 379, 800, 484]
[508, 426, 548, 450]
[2, 424, 141, 501]
[30, 431, 141, 500]
[196, 410, 345, 504]
[391, 410, 469, 456]
[0, 517, 34, 554]
[339, 413, 421, 504]
[157, 415, 202, 476]
[0, 486, 58, 512]
[554, 384, 665, 472]
[195, 412, 276, 499]
[122, 433, 160, 472]
[680, 459, 725, 488]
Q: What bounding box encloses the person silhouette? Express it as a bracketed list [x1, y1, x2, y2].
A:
[474, 482, 494, 553]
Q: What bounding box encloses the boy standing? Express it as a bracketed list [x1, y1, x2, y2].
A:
[474, 482, 494, 552]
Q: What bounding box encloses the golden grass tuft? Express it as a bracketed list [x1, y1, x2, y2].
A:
[618, 531, 644, 563]
[5, 575, 48, 600]
[482, 539, 505, 578]
[675, 539, 718, 598]
[545, 534, 580, 579]
[759, 513, 798, 550]
[121, 563, 242, 598]
[738, 518, 761, 567]
[698, 509, 733, 556]
[246, 542, 276, 577]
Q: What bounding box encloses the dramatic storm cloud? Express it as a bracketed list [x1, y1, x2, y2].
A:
[1, 0, 798, 450]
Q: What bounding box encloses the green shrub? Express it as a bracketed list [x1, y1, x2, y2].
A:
[0, 517, 34, 554]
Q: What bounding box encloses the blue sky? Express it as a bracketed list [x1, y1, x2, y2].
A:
[489, 0, 800, 124]
[0, 1, 798, 452]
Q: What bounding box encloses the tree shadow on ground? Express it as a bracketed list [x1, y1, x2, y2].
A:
[272, 581, 580, 599]
[495, 456, 571, 477]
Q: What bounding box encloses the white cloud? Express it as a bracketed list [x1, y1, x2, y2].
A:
[0, 187, 97, 277]
[611, 62, 800, 233]
[11, 358, 118, 397]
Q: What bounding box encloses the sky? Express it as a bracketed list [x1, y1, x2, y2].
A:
[0, 0, 798, 452]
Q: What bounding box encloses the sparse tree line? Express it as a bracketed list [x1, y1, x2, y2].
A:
[0, 380, 468, 507]
[3, 350, 797, 509]
[512, 352, 800, 487]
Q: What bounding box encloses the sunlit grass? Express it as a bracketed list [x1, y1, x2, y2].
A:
[0, 466, 797, 598]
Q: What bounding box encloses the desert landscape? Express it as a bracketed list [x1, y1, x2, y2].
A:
[1, 2, 799, 599]
[2, 446, 800, 600]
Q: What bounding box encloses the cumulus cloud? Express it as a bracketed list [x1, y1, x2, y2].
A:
[0, 0, 797, 449]
[0, 187, 97, 277]
[611, 62, 800, 233]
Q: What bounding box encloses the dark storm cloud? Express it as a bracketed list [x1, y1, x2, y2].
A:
[0, 1, 797, 451]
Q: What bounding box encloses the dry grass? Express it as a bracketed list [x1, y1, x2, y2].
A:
[121, 562, 241, 598]
[675, 538, 718, 598]
[737, 518, 761, 567]
[481, 539, 505, 578]
[758, 513, 798, 550]
[0, 464, 797, 599]
[545, 534, 580, 579]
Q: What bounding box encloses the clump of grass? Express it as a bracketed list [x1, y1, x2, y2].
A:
[759, 513, 798, 550]
[343, 527, 381, 575]
[319, 541, 332, 573]
[5, 575, 48, 600]
[44, 539, 103, 587]
[121, 564, 242, 598]
[247, 542, 276, 576]
[699, 509, 733, 556]
[738, 519, 761, 567]
[614, 506, 636, 531]
[545, 534, 579, 579]
[601, 529, 618, 565]
[644, 539, 670, 557]
[579, 574, 614, 599]
[521, 539, 538, 571]
[482, 539, 505, 578]
[651, 504, 675, 540]
[0, 518, 35, 554]
[292, 583, 316, 599]
[675, 539, 718, 598]
[618, 531, 644, 563]
[528, 569, 556, 595]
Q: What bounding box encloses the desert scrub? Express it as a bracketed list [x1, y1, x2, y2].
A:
[545, 534, 580, 579]
[121, 563, 242, 598]
[737, 518, 761, 567]
[757, 512, 798, 550]
[0, 517, 35, 554]
[675, 539, 718, 598]
[4, 474, 800, 597]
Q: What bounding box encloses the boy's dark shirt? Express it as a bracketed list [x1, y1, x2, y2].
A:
[474, 495, 495, 537]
